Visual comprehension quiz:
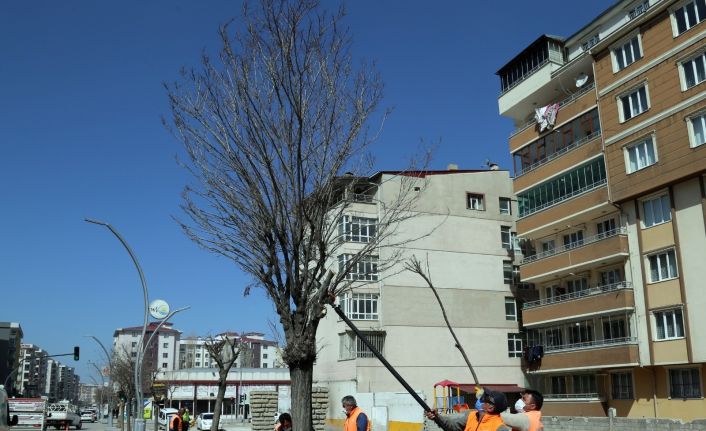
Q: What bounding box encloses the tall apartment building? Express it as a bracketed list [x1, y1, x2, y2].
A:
[16, 344, 49, 397]
[497, 0, 706, 420]
[57, 365, 79, 403]
[113, 322, 181, 373]
[0, 322, 23, 394]
[179, 332, 282, 369]
[314, 169, 529, 404]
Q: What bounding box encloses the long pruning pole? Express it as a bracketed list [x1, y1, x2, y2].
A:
[330, 304, 447, 430]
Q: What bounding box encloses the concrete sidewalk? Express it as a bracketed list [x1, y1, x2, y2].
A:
[81, 419, 253, 431]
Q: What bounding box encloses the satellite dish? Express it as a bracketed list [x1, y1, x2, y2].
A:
[575, 73, 589, 88]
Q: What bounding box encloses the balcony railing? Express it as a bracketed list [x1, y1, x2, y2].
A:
[544, 393, 600, 400]
[510, 82, 596, 137]
[519, 178, 607, 219]
[500, 58, 552, 97]
[515, 130, 601, 177]
[521, 227, 626, 264]
[543, 336, 637, 354]
[523, 281, 632, 309]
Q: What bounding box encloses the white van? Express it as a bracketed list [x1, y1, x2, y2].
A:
[1, 387, 19, 431]
[158, 408, 178, 430]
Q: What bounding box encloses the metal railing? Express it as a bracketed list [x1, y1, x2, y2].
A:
[523, 281, 632, 309]
[543, 336, 637, 353]
[521, 226, 626, 264]
[544, 393, 600, 400]
[518, 178, 607, 219]
[500, 58, 552, 96]
[510, 82, 596, 137]
[515, 130, 602, 177]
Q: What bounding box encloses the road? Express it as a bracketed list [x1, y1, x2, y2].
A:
[68, 420, 252, 431]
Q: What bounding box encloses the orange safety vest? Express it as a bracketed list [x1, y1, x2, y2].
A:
[463, 410, 505, 431]
[170, 415, 182, 431]
[525, 411, 542, 431]
[344, 407, 371, 431]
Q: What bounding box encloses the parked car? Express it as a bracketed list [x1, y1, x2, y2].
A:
[80, 411, 95, 423]
[158, 408, 178, 430]
[196, 413, 213, 431]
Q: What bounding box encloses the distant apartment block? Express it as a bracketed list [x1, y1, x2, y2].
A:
[497, 0, 706, 420]
[113, 322, 181, 374]
[0, 322, 23, 395]
[179, 332, 282, 370]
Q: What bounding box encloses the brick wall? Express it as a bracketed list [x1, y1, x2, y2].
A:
[249, 387, 328, 431]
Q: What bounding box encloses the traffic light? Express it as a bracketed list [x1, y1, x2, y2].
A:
[73, 346, 80, 361]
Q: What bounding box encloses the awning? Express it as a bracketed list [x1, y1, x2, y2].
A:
[434, 379, 460, 387]
[458, 384, 525, 394]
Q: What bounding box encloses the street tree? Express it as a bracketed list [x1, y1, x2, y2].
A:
[166, 1, 427, 430]
[203, 335, 240, 431]
[111, 347, 136, 431]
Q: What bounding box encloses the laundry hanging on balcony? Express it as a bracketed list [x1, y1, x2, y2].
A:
[535, 103, 560, 132]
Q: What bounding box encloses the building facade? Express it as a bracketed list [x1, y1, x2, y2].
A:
[15, 344, 49, 398]
[498, 0, 706, 420]
[113, 322, 181, 373]
[314, 169, 529, 407]
[0, 322, 23, 395]
[179, 333, 282, 370]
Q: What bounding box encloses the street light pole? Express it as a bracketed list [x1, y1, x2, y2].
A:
[88, 363, 105, 421]
[86, 218, 149, 431]
[85, 335, 114, 428]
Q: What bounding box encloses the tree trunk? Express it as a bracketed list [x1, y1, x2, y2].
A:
[211, 371, 228, 431]
[118, 401, 125, 431]
[126, 400, 132, 431]
[289, 363, 314, 431]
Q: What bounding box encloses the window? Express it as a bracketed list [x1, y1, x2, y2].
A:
[611, 372, 634, 399]
[162, 353, 168, 358]
[625, 136, 657, 173]
[688, 112, 706, 147]
[619, 86, 649, 121]
[338, 216, 377, 243]
[131, 342, 137, 348]
[654, 308, 685, 340]
[613, 35, 642, 71]
[339, 293, 379, 320]
[162, 363, 168, 369]
[648, 249, 678, 282]
[563, 230, 584, 249]
[339, 331, 385, 360]
[262, 363, 268, 368]
[642, 194, 671, 227]
[602, 317, 628, 340]
[673, 0, 706, 35]
[507, 334, 523, 358]
[163, 343, 168, 348]
[467, 193, 484, 210]
[600, 269, 622, 286]
[551, 376, 567, 394]
[131, 352, 137, 358]
[597, 219, 617, 238]
[505, 297, 517, 321]
[669, 368, 702, 398]
[566, 278, 588, 294]
[546, 327, 564, 348]
[503, 261, 513, 284]
[581, 34, 600, 51]
[338, 254, 379, 281]
[682, 51, 706, 89]
[541, 240, 555, 253]
[196, 353, 201, 358]
[517, 157, 607, 217]
[501, 226, 512, 249]
[569, 321, 593, 345]
[573, 375, 597, 394]
[263, 354, 268, 359]
[499, 197, 512, 215]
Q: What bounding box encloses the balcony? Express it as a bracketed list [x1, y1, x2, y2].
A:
[526, 339, 639, 372]
[523, 282, 634, 326]
[520, 228, 629, 282]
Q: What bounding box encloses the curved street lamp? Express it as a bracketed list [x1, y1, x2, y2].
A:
[84, 335, 114, 427]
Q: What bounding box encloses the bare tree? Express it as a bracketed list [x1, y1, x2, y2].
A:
[111, 348, 135, 431]
[165, 1, 427, 430]
[203, 335, 240, 431]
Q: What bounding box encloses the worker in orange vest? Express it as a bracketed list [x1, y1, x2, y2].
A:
[342, 396, 370, 431]
[501, 390, 544, 431]
[425, 389, 508, 431]
[170, 408, 185, 431]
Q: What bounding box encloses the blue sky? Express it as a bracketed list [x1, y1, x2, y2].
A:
[0, 1, 615, 382]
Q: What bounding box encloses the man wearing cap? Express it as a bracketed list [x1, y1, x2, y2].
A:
[425, 389, 508, 431]
[501, 390, 544, 431]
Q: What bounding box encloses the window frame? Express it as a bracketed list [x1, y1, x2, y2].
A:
[611, 32, 643, 73]
[503, 261, 513, 284]
[338, 254, 379, 281]
[505, 297, 517, 321]
[653, 307, 685, 341]
[507, 333, 523, 358]
[617, 83, 650, 123]
[641, 192, 671, 228]
[466, 193, 485, 211]
[339, 292, 380, 320]
[499, 197, 512, 215]
[686, 109, 706, 148]
[501, 226, 513, 249]
[338, 215, 378, 243]
[624, 134, 658, 174]
[668, 367, 703, 399]
[647, 248, 678, 283]
[679, 48, 706, 90]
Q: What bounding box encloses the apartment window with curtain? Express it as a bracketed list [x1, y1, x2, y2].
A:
[642, 194, 671, 227]
[654, 308, 685, 340]
[619, 85, 649, 122]
[612, 372, 634, 399]
[687, 112, 706, 147]
[669, 368, 702, 398]
[648, 249, 678, 282]
[467, 193, 485, 210]
[613, 34, 642, 72]
[672, 0, 706, 35]
[625, 136, 657, 173]
[573, 375, 597, 394]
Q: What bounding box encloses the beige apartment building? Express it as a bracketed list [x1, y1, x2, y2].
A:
[498, 0, 706, 420]
[314, 169, 530, 411]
